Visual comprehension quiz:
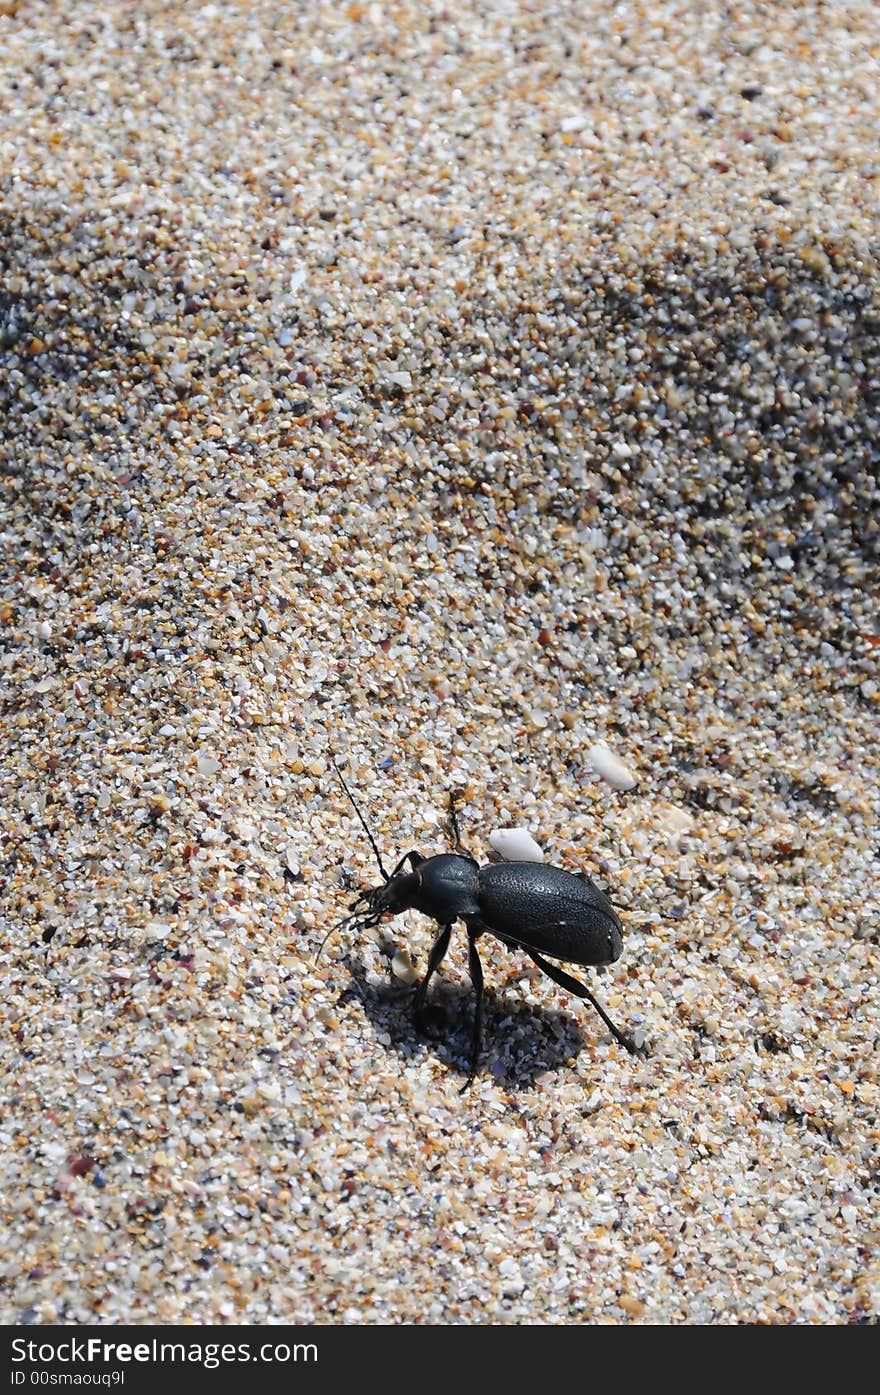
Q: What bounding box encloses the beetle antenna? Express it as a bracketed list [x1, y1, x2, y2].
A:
[331, 760, 389, 881]
[314, 905, 382, 965]
[313, 910, 358, 965]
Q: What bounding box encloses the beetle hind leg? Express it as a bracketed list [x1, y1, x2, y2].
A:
[527, 950, 645, 1057]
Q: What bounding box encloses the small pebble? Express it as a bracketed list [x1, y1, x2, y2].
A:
[391, 949, 419, 985]
[620, 1295, 646, 1317]
[587, 744, 638, 791]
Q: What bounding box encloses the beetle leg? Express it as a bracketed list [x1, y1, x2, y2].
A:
[460, 929, 484, 1092]
[526, 950, 643, 1057]
[447, 791, 472, 858]
[413, 923, 452, 1027]
[386, 849, 425, 880]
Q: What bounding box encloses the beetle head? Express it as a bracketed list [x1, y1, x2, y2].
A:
[351, 870, 417, 920]
[314, 873, 406, 964]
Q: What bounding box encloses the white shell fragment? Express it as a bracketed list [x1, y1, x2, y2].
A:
[391, 949, 419, 985]
[587, 743, 638, 791]
[488, 828, 546, 862]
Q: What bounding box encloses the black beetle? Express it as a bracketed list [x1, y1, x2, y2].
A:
[322, 764, 645, 1088]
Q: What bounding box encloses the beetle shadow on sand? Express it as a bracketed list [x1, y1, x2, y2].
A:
[336, 951, 594, 1090]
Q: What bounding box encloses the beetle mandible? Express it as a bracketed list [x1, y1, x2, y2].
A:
[321, 763, 646, 1089]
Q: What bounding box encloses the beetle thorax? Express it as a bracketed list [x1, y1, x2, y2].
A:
[373, 870, 421, 915]
[378, 853, 481, 925]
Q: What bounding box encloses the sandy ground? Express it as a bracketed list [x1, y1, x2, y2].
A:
[1, 1, 878, 1324]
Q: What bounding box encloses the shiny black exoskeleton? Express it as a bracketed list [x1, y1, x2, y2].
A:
[328, 766, 643, 1089]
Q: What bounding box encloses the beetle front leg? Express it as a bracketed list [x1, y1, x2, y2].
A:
[460, 929, 485, 1092]
[413, 923, 452, 1028]
[447, 791, 472, 858]
[527, 951, 644, 1057]
[387, 849, 425, 880]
